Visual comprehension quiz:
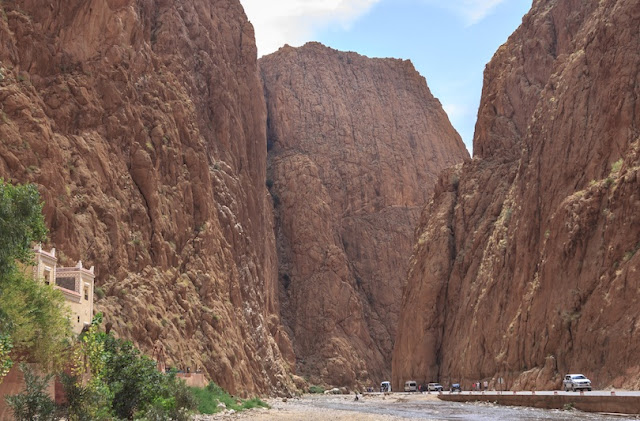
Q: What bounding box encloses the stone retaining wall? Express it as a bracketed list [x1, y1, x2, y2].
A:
[438, 392, 640, 415]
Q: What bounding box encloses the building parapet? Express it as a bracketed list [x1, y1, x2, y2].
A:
[30, 249, 95, 335]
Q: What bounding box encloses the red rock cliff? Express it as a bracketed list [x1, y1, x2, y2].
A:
[0, 0, 295, 395]
[393, 0, 640, 391]
[260, 43, 469, 387]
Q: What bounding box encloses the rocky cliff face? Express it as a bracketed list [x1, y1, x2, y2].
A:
[260, 43, 469, 387]
[393, 0, 640, 391]
[0, 0, 295, 395]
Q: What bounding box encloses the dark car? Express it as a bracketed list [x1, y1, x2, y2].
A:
[450, 383, 461, 392]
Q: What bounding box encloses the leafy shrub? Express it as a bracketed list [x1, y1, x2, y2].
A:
[0, 180, 70, 377]
[0, 333, 12, 382]
[308, 385, 325, 394]
[190, 381, 268, 415]
[0, 271, 71, 369]
[0, 179, 47, 273]
[242, 397, 269, 410]
[140, 403, 190, 421]
[611, 158, 623, 174]
[69, 314, 196, 420]
[102, 337, 168, 419]
[5, 364, 56, 421]
[142, 372, 197, 420]
[57, 372, 112, 421]
[58, 373, 92, 420]
[94, 286, 105, 300]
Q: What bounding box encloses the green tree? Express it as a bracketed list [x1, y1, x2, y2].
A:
[5, 363, 57, 421]
[57, 371, 113, 421]
[70, 314, 196, 419]
[0, 332, 12, 380]
[0, 179, 69, 381]
[103, 338, 167, 419]
[0, 270, 71, 370]
[0, 179, 47, 276]
[68, 313, 113, 419]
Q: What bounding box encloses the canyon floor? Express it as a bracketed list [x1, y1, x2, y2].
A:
[196, 393, 639, 420]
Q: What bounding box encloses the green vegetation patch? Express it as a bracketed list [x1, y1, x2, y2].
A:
[611, 158, 623, 174]
[0, 179, 71, 378]
[308, 385, 325, 394]
[190, 382, 269, 415]
[623, 241, 640, 262]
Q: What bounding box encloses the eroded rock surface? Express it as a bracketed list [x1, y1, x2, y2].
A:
[260, 43, 469, 387]
[393, 0, 640, 391]
[0, 0, 294, 395]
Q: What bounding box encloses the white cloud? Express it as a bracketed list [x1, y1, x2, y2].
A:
[423, 0, 507, 26]
[442, 102, 475, 151]
[443, 103, 469, 122]
[239, 0, 381, 56]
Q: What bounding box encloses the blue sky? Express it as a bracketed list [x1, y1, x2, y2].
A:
[240, 0, 532, 154]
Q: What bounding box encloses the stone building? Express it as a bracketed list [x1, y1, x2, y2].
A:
[32, 245, 95, 334]
[0, 247, 96, 420]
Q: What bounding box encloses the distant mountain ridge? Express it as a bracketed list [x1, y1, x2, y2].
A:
[260, 42, 468, 386]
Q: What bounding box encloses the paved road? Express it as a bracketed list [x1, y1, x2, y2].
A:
[418, 390, 640, 397]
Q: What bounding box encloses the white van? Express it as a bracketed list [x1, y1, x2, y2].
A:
[380, 381, 391, 392]
[404, 380, 417, 392]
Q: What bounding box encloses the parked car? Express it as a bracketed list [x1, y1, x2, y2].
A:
[380, 381, 391, 392]
[563, 374, 592, 391]
[450, 383, 461, 392]
[427, 382, 444, 391]
[404, 380, 418, 392]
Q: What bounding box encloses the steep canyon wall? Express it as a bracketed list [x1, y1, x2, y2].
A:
[260, 43, 469, 386]
[393, 0, 640, 391]
[0, 0, 294, 395]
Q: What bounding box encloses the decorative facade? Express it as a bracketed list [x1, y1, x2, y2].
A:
[32, 245, 95, 334]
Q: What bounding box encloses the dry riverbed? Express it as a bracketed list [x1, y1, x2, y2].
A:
[193, 393, 440, 420]
[193, 392, 640, 421]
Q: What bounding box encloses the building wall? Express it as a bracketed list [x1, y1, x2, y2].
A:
[56, 265, 95, 334]
[28, 246, 57, 285]
[30, 247, 95, 335]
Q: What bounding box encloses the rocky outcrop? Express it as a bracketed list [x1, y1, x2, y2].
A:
[393, 0, 640, 391]
[260, 43, 469, 387]
[0, 0, 294, 395]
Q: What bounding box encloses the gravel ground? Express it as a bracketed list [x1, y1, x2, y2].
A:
[192, 393, 440, 421]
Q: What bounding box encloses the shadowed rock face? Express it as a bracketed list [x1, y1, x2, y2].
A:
[260, 42, 469, 387]
[393, 0, 640, 391]
[0, 0, 295, 395]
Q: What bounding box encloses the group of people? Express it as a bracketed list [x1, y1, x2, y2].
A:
[472, 381, 489, 391]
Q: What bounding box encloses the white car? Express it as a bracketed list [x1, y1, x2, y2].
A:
[563, 374, 592, 391]
[427, 383, 444, 391]
[404, 380, 417, 392]
[380, 381, 391, 392]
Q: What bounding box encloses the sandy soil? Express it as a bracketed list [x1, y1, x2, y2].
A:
[193, 393, 440, 421]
